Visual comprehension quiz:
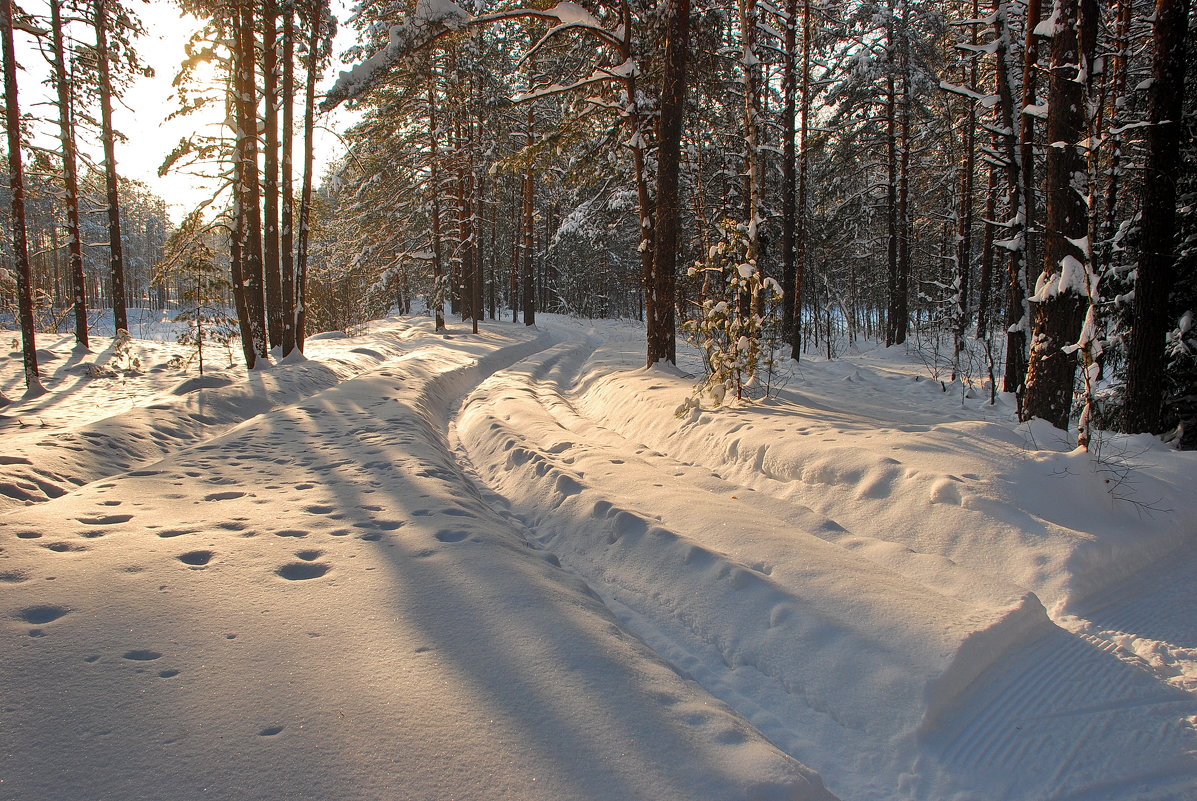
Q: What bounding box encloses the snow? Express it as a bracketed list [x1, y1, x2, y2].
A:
[2, 313, 1195, 801]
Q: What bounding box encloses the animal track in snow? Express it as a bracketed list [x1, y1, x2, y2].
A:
[123, 650, 162, 661]
[158, 669, 180, 679]
[274, 529, 308, 538]
[15, 530, 41, 539]
[0, 570, 30, 583]
[259, 725, 284, 736]
[295, 549, 323, 561]
[434, 529, 470, 543]
[303, 504, 334, 515]
[276, 562, 330, 580]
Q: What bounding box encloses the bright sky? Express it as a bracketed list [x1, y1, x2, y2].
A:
[18, 0, 360, 224]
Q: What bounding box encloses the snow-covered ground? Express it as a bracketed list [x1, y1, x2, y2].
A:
[1, 313, 1194, 801]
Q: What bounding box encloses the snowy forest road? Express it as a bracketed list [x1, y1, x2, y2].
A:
[2, 315, 1194, 801]
[0, 319, 833, 801]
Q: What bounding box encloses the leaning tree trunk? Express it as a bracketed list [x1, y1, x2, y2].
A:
[1, 0, 43, 394]
[647, 0, 690, 367]
[50, 0, 88, 349]
[1021, 0, 1098, 430]
[1123, 0, 1190, 434]
[94, 0, 128, 335]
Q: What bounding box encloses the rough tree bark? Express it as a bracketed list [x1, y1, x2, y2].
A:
[94, 0, 128, 334]
[2, 0, 43, 394]
[50, 0, 88, 349]
[1123, 0, 1190, 434]
[1021, 0, 1098, 430]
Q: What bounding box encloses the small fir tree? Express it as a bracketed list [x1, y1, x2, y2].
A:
[157, 213, 237, 375]
[680, 219, 783, 410]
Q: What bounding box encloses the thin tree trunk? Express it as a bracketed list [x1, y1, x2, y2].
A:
[976, 162, 998, 337]
[781, 0, 798, 347]
[522, 101, 536, 327]
[262, 1, 283, 349]
[296, 2, 321, 351]
[792, 0, 811, 361]
[94, 0, 127, 334]
[429, 83, 446, 331]
[1021, 0, 1043, 289]
[952, 0, 979, 377]
[885, 58, 899, 346]
[280, 5, 296, 355]
[50, 0, 88, 349]
[1124, 0, 1190, 434]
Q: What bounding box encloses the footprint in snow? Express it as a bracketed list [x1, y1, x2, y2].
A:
[177, 550, 214, 567]
[123, 650, 162, 661]
[259, 725, 284, 737]
[276, 562, 330, 580]
[204, 491, 247, 502]
[15, 604, 70, 624]
[42, 541, 87, 553]
[77, 514, 133, 526]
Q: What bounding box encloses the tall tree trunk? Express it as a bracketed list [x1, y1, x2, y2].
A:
[261, 1, 283, 349]
[428, 83, 447, 331]
[896, 42, 911, 347]
[1123, 0, 1190, 434]
[780, 0, 798, 347]
[976, 162, 998, 337]
[2, 0, 42, 394]
[647, 0, 690, 367]
[1021, 0, 1097, 430]
[296, 2, 322, 351]
[885, 61, 899, 346]
[995, 0, 1029, 405]
[1021, 0, 1043, 289]
[50, 0, 88, 349]
[522, 102, 536, 327]
[280, 5, 296, 355]
[952, 0, 979, 377]
[792, 0, 811, 360]
[94, 0, 127, 334]
[236, 0, 267, 360]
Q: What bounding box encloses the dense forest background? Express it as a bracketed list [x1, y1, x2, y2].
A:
[1, 0, 1194, 447]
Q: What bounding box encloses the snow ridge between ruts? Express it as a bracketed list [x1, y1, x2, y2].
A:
[453, 333, 1054, 797]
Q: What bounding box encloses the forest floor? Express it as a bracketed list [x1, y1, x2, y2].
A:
[0, 312, 1194, 801]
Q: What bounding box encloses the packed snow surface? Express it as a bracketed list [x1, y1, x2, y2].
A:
[2, 313, 1194, 801]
